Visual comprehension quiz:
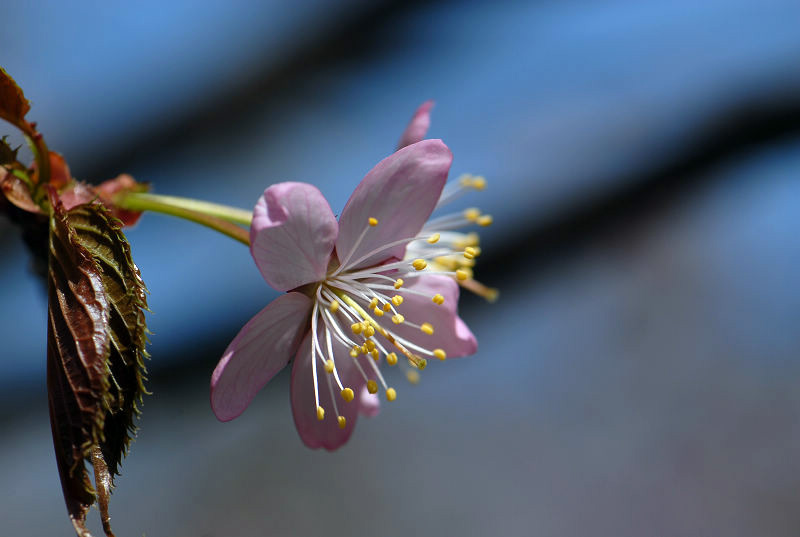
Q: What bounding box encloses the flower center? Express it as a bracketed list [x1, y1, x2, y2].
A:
[305, 175, 494, 426]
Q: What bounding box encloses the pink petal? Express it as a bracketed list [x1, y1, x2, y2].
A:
[290, 327, 369, 450]
[336, 140, 452, 270]
[384, 274, 477, 358]
[250, 182, 338, 292]
[359, 388, 381, 417]
[397, 100, 434, 149]
[211, 292, 312, 421]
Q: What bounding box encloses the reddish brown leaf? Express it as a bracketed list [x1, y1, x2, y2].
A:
[47, 200, 149, 537]
[0, 67, 31, 131]
[0, 169, 41, 213]
[47, 201, 112, 534]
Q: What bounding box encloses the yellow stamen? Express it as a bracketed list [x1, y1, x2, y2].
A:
[369, 298, 379, 309]
[337, 416, 347, 429]
[471, 176, 487, 190]
[373, 306, 384, 317]
[394, 278, 404, 289]
[433, 349, 446, 360]
[386, 388, 397, 401]
[412, 258, 427, 271]
[435, 256, 458, 270]
[316, 406, 325, 421]
[324, 359, 335, 374]
[464, 208, 481, 221]
[420, 322, 434, 335]
[336, 291, 428, 369]
[365, 340, 376, 352]
[464, 246, 478, 259]
[386, 352, 398, 366]
[456, 269, 470, 281]
[368, 217, 378, 227]
[341, 388, 355, 402]
[427, 233, 440, 244]
[367, 380, 378, 394]
[406, 370, 420, 384]
[328, 300, 340, 313]
[383, 302, 392, 312]
[351, 323, 363, 335]
[350, 346, 360, 357]
[477, 215, 493, 227]
[459, 279, 499, 302]
[432, 294, 445, 305]
[392, 314, 405, 324]
[370, 349, 379, 361]
[391, 295, 404, 306]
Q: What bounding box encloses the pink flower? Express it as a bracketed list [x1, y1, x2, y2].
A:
[211, 106, 488, 450]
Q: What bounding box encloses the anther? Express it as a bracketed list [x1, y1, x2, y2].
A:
[383, 302, 392, 312]
[432, 294, 445, 305]
[368, 217, 379, 227]
[324, 359, 335, 373]
[471, 176, 487, 190]
[316, 406, 325, 421]
[477, 215, 493, 227]
[394, 278, 404, 289]
[341, 388, 355, 402]
[406, 370, 420, 384]
[350, 346, 360, 358]
[420, 322, 434, 335]
[386, 388, 397, 401]
[367, 380, 378, 394]
[392, 314, 405, 324]
[433, 349, 447, 360]
[391, 295, 404, 306]
[369, 298, 379, 309]
[427, 233, 440, 244]
[386, 352, 398, 366]
[370, 349, 379, 361]
[456, 269, 470, 281]
[373, 306, 384, 317]
[365, 340, 376, 352]
[464, 246, 478, 259]
[464, 208, 481, 221]
[412, 259, 428, 271]
[329, 300, 340, 313]
[414, 358, 428, 370]
[364, 325, 375, 337]
[337, 416, 347, 429]
[351, 323, 363, 335]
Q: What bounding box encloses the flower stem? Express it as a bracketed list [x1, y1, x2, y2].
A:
[119, 192, 253, 226]
[115, 191, 251, 246]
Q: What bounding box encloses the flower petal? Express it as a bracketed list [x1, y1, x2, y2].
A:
[336, 140, 452, 270]
[385, 274, 477, 358]
[290, 327, 369, 450]
[250, 182, 338, 292]
[211, 292, 312, 421]
[397, 100, 434, 149]
[359, 388, 381, 417]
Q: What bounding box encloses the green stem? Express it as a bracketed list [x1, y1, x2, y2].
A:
[119, 192, 253, 226]
[115, 191, 251, 246]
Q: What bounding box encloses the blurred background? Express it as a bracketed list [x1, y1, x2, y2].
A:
[2, 1, 800, 535]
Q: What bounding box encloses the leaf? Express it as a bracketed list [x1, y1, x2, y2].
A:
[47, 200, 149, 537]
[0, 66, 31, 131]
[66, 202, 149, 476]
[0, 135, 19, 164]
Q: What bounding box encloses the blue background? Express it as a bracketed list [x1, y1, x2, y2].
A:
[1, 1, 800, 535]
